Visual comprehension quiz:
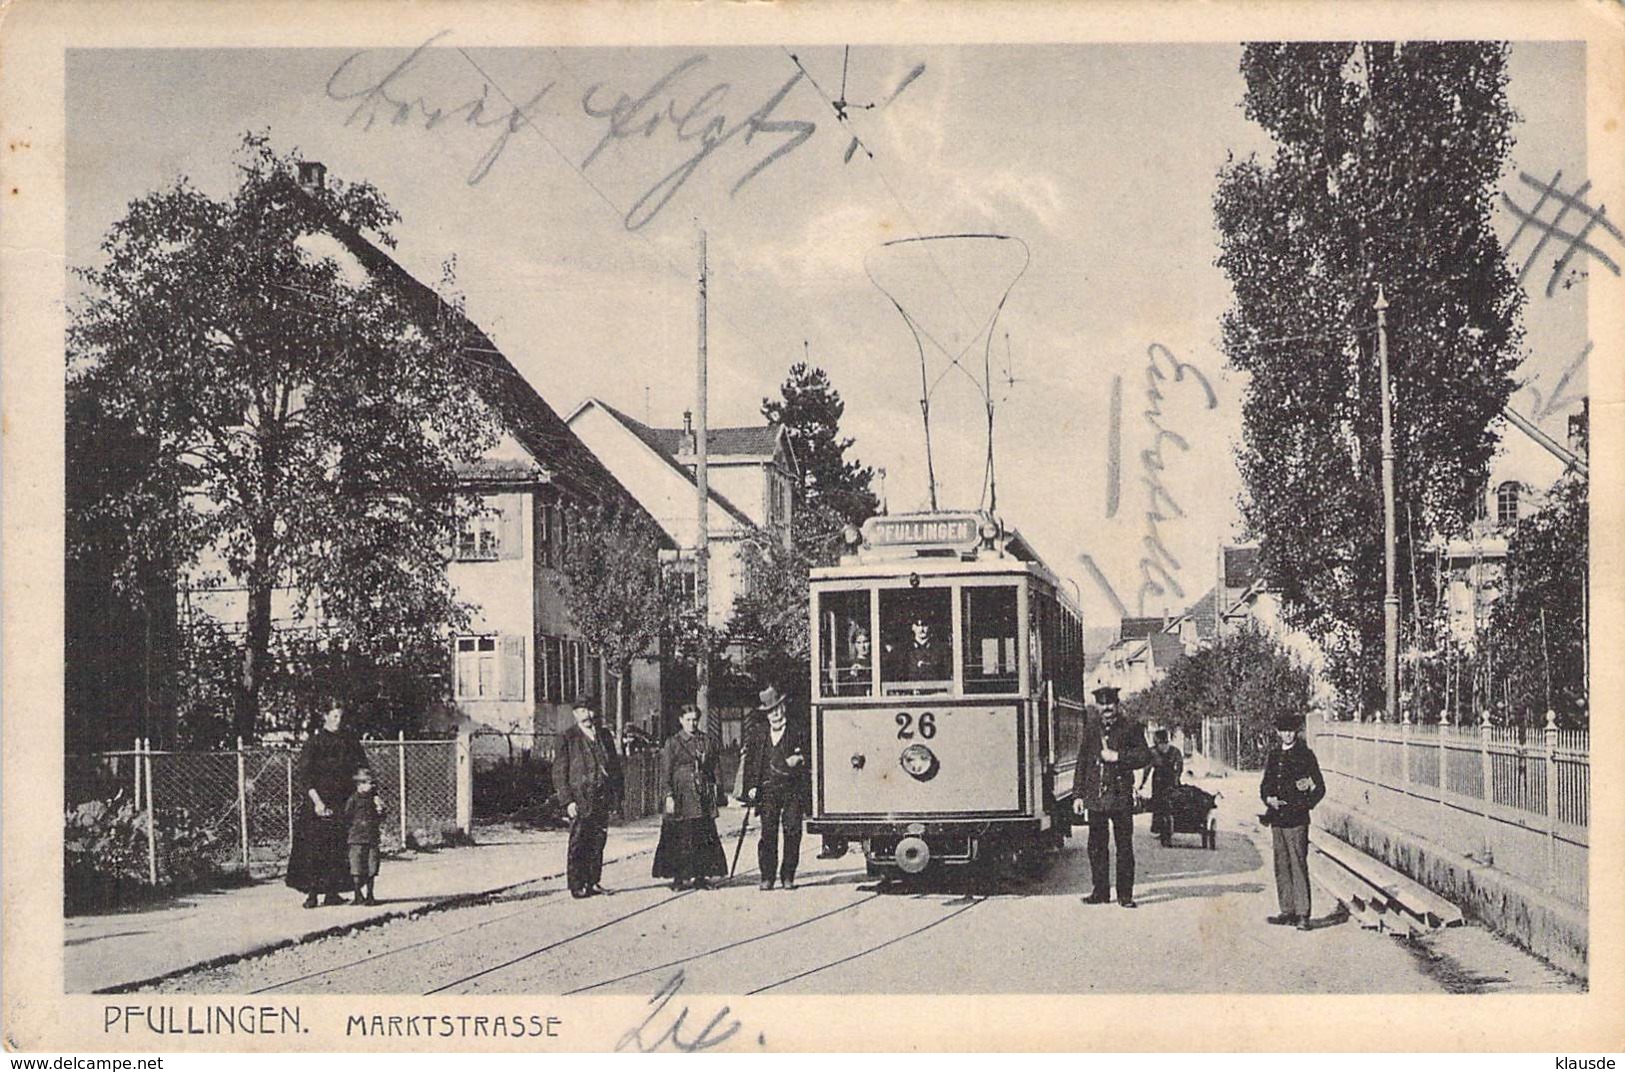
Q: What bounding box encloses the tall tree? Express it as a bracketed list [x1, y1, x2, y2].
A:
[66, 375, 178, 750]
[762, 360, 879, 528]
[69, 132, 499, 739]
[725, 497, 852, 701]
[1124, 624, 1317, 767]
[1481, 404, 1588, 726]
[556, 502, 681, 743]
[1213, 43, 1523, 715]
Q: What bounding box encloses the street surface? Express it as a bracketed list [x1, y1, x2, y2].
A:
[153, 776, 1577, 996]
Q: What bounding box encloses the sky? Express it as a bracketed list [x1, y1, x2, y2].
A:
[66, 40, 1589, 633]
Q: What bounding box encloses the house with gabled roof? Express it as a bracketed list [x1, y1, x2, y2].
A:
[184, 162, 673, 744]
[566, 398, 799, 630]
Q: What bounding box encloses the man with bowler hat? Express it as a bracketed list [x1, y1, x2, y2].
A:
[742, 684, 810, 890]
[556, 693, 623, 898]
[1073, 685, 1152, 907]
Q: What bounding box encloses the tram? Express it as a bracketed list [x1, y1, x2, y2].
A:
[806, 510, 1087, 878]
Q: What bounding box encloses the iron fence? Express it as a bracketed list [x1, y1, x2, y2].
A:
[66, 736, 468, 888]
[1311, 712, 1588, 907]
[1186, 717, 1268, 771]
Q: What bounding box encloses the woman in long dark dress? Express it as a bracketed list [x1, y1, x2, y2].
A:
[652, 705, 727, 890]
[285, 704, 369, 908]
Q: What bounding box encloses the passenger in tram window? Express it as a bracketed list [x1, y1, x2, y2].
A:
[834, 622, 873, 696]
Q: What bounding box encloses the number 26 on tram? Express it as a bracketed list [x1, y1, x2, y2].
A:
[806, 511, 1087, 878]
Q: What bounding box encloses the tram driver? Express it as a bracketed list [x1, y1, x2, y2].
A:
[883, 597, 953, 693]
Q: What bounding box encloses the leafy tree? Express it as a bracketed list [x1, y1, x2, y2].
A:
[69, 132, 499, 739]
[762, 361, 879, 527]
[724, 500, 851, 700]
[555, 502, 683, 742]
[66, 375, 178, 750]
[1213, 43, 1523, 715]
[1124, 624, 1317, 766]
[1480, 407, 1588, 727]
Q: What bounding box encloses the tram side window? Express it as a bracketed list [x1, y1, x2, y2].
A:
[818, 589, 874, 698]
[879, 587, 954, 696]
[961, 586, 1020, 694]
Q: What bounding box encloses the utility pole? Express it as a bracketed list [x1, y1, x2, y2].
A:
[695, 230, 712, 743]
[1376, 286, 1399, 722]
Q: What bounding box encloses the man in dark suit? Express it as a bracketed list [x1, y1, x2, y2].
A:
[902, 617, 951, 681]
[555, 694, 623, 899]
[741, 685, 811, 890]
[1072, 686, 1152, 907]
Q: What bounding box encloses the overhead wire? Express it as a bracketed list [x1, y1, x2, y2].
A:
[781, 47, 984, 339]
[452, 46, 790, 376]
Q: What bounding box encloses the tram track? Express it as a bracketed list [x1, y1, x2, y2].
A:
[228, 852, 994, 998]
[244, 846, 671, 995]
[746, 894, 987, 994]
[424, 889, 699, 995]
[562, 892, 887, 994]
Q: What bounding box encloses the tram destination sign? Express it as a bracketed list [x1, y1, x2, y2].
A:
[863, 513, 983, 551]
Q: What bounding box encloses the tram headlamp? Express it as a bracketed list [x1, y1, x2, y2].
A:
[841, 524, 862, 547]
[899, 743, 939, 781]
[979, 519, 1000, 543]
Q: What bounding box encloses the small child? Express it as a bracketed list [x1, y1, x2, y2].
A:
[344, 768, 385, 906]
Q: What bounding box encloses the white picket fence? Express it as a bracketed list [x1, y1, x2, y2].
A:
[1310, 712, 1588, 907]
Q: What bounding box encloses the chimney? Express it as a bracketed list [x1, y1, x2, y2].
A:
[680, 410, 696, 456]
[1568, 412, 1588, 457]
[297, 161, 327, 192]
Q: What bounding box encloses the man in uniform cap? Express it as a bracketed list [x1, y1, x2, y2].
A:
[1259, 711, 1325, 930]
[555, 693, 623, 898]
[741, 684, 811, 890]
[1073, 686, 1152, 906]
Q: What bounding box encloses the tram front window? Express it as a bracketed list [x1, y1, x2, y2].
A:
[818, 589, 874, 697]
[880, 588, 953, 696]
[961, 586, 1020, 694]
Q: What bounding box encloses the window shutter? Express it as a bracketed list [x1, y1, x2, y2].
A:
[500, 635, 526, 700]
[547, 636, 564, 702]
[455, 642, 475, 700]
[499, 498, 524, 560]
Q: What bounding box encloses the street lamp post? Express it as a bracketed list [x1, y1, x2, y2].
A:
[696, 230, 712, 744]
[1375, 287, 1399, 722]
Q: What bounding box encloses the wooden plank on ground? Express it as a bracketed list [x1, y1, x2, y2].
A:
[1308, 849, 1385, 930]
[1315, 832, 1465, 927]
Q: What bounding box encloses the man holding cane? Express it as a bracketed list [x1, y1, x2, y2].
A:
[741, 685, 810, 891]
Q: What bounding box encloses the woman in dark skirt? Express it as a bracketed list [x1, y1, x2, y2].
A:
[652, 705, 728, 890]
[285, 704, 369, 908]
